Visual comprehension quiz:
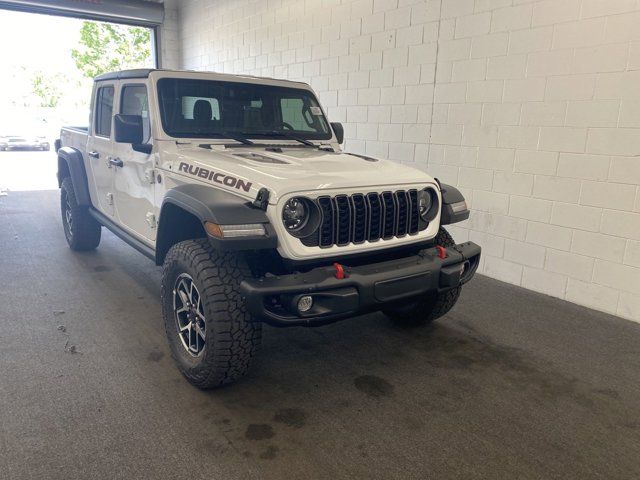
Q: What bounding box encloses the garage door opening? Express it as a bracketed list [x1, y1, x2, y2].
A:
[0, 9, 155, 192]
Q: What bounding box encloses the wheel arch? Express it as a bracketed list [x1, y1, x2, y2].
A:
[155, 202, 207, 266]
[57, 147, 92, 207]
[155, 184, 277, 266]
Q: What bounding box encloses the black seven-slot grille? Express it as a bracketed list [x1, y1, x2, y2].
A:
[301, 189, 425, 248]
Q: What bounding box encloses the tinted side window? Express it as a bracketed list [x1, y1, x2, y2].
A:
[121, 85, 151, 143]
[95, 86, 114, 137]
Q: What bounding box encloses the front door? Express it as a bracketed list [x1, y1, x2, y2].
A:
[112, 83, 156, 243]
[85, 84, 116, 216]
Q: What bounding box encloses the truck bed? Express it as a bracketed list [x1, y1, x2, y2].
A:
[59, 126, 88, 153]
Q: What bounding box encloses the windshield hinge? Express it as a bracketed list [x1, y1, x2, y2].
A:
[252, 187, 270, 210]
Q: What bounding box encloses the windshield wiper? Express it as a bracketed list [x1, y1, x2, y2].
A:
[186, 130, 254, 146]
[240, 130, 318, 148]
[219, 132, 253, 145]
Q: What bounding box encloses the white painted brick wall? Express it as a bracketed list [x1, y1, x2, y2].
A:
[422, 0, 640, 323]
[158, 1, 180, 68]
[172, 0, 640, 323]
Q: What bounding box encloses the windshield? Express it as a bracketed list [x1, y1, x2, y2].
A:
[157, 78, 332, 141]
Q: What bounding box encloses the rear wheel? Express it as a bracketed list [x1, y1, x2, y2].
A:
[60, 177, 101, 251]
[161, 239, 262, 389]
[384, 227, 461, 326]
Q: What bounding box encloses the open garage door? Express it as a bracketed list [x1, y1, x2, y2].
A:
[0, 0, 163, 27]
[0, 5, 158, 192]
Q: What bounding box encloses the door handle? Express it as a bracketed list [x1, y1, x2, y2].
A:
[88, 151, 100, 159]
[108, 157, 124, 168]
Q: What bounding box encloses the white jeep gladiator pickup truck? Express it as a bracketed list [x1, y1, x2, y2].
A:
[56, 69, 481, 388]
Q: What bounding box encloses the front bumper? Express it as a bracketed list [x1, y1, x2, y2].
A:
[240, 241, 481, 326]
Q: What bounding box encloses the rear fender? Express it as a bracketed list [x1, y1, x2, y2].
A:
[57, 147, 91, 207]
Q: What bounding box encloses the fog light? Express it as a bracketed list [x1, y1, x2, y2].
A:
[297, 295, 313, 313]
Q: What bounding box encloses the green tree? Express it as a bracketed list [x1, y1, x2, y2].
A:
[71, 21, 151, 79]
[31, 72, 64, 107]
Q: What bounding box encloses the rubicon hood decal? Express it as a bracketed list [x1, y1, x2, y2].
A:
[178, 162, 252, 193]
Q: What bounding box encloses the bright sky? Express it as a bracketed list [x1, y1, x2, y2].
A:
[0, 10, 81, 72]
[0, 10, 89, 126]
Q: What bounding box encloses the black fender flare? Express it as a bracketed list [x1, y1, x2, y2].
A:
[439, 183, 470, 225]
[158, 183, 277, 258]
[57, 147, 92, 207]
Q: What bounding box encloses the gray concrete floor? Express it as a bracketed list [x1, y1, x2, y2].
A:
[1, 188, 639, 480]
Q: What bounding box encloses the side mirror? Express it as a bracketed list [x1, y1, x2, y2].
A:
[331, 122, 344, 144]
[114, 114, 143, 145]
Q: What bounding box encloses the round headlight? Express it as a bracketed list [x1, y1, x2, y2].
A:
[417, 189, 432, 220]
[282, 197, 309, 232]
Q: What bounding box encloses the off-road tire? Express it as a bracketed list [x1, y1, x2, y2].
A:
[60, 177, 101, 251]
[384, 227, 462, 326]
[161, 239, 262, 389]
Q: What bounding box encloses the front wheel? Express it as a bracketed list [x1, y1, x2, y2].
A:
[161, 239, 262, 389]
[384, 227, 461, 326]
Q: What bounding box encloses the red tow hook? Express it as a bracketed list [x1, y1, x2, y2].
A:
[436, 245, 447, 259]
[333, 262, 347, 279]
